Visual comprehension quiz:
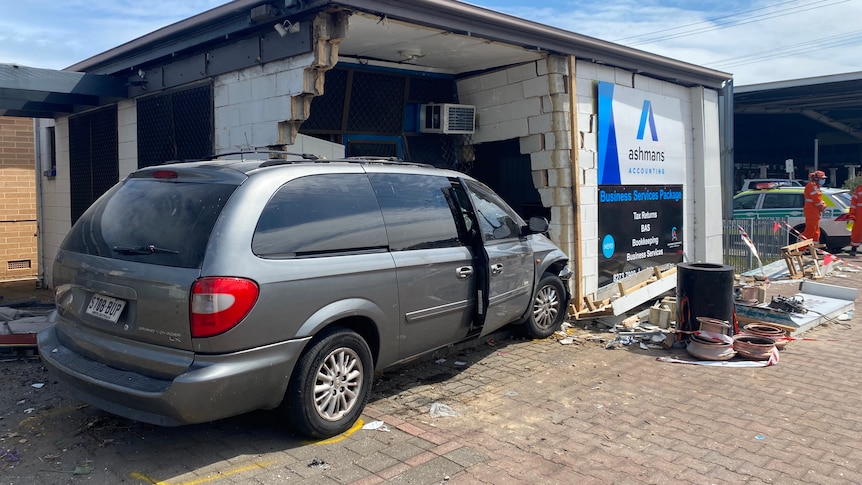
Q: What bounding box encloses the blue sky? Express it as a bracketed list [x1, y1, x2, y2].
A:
[1, 0, 860, 85]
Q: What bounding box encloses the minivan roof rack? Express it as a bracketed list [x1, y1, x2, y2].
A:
[196, 149, 321, 161]
[156, 151, 320, 165]
[341, 156, 434, 168]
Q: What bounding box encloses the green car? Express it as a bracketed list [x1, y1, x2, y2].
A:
[733, 184, 852, 252]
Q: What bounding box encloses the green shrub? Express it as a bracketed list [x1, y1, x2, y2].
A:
[842, 175, 862, 191]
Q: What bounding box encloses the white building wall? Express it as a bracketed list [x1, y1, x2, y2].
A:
[574, 61, 723, 298]
[40, 118, 71, 288]
[117, 100, 138, 179]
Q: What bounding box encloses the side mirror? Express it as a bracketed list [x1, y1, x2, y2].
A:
[523, 216, 549, 235]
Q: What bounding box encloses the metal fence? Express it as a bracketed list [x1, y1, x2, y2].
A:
[723, 218, 790, 273]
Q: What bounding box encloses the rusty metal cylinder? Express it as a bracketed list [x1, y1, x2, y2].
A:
[676, 262, 736, 336]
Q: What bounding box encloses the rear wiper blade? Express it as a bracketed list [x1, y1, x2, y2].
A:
[112, 245, 179, 255]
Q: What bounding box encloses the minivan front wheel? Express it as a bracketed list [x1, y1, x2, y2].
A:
[522, 273, 568, 338]
[283, 327, 372, 438]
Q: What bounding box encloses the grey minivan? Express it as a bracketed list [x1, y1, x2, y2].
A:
[38, 155, 571, 438]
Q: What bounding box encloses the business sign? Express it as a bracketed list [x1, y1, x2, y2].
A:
[597, 82, 685, 185]
[598, 185, 684, 287]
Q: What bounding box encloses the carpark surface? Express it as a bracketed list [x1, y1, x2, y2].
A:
[1, 274, 861, 485]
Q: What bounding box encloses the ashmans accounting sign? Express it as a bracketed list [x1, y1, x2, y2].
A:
[597, 81, 685, 185]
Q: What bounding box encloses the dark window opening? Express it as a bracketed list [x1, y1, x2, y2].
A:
[347, 71, 405, 134]
[472, 138, 548, 222]
[138, 84, 213, 168]
[69, 107, 118, 224]
[301, 67, 462, 168]
[347, 140, 399, 158]
[47, 126, 57, 173]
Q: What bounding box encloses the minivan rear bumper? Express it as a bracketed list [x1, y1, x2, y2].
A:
[37, 325, 309, 426]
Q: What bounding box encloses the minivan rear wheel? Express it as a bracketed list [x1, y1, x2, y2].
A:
[522, 273, 568, 338]
[283, 327, 372, 438]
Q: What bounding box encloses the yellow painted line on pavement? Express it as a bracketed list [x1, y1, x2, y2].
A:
[305, 418, 364, 445]
[130, 460, 277, 485]
[129, 419, 363, 484]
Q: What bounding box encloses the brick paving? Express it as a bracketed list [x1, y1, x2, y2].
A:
[2, 270, 862, 484]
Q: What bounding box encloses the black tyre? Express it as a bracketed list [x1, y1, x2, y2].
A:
[283, 327, 372, 438]
[522, 273, 568, 338]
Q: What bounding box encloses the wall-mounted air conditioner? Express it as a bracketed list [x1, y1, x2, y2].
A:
[419, 104, 476, 134]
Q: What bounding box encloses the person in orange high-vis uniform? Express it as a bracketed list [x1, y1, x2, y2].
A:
[802, 170, 827, 244]
[848, 183, 862, 255]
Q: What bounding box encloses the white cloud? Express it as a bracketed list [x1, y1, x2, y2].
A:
[1, 0, 860, 84]
[0, 0, 225, 69]
[476, 0, 862, 85]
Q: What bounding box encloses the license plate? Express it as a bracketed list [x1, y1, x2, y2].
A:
[85, 294, 126, 323]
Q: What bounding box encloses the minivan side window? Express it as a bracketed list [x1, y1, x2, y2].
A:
[466, 181, 522, 241]
[368, 173, 462, 251]
[252, 174, 388, 258]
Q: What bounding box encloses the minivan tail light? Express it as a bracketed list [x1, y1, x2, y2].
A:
[190, 277, 259, 338]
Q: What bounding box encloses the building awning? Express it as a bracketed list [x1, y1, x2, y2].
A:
[0, 64, 127, 118]
[735, 72, 862, 141]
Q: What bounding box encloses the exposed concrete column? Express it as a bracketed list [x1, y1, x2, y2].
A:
[527, 54, 577, 304]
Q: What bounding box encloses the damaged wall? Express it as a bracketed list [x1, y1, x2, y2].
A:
[213, 54, 345, 157]
[455, 55, 723, 303]
[37, 13, 352, 288]
[456, 55, 576, 282]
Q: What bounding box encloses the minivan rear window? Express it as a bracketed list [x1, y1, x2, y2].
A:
[61, 179, 236, 269]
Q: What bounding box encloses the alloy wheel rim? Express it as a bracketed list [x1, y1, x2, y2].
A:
[532, 284, 560, 329]
[313, 347, 363, 421]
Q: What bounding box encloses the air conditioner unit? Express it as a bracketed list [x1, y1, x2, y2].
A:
[419, 104, 476, 134]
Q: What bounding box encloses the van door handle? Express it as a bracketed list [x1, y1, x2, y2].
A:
[491, 263, 503, 275]
[456, 266, 473, 279]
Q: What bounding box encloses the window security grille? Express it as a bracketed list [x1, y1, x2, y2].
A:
[69, 107, 118, 224]
[138, 84, 213, 168]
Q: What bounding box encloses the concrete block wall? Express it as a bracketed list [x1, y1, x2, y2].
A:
[0, 117, 37, 281]
[457, 55, 576, 268]
[117, 100, 138, 178]
[213, 54, 344, 160]
[39, 118, 71, 288]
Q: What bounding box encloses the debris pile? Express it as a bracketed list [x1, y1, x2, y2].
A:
[0, 298, 55, 348]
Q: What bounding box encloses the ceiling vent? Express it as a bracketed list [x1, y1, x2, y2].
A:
[419, 104, 476, 134]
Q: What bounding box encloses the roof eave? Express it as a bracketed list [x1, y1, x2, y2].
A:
[65, 0, 731, 89]
[329, 0, 731, 88]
